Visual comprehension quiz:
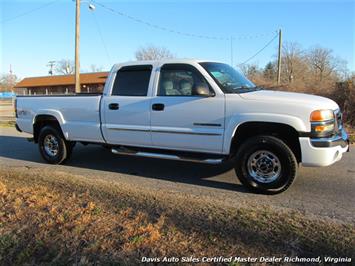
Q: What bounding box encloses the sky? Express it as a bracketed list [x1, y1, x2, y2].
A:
[0, 0, 354, 79]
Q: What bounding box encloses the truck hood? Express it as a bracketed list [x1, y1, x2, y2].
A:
[239, 90, 339, 110]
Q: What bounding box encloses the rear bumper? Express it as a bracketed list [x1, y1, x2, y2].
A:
[300, 129, 349, 167]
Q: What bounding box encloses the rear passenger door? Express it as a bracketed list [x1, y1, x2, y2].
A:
[101, 65, 153, 146]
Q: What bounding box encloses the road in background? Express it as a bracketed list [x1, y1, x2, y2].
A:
[0, 99, 15, 122]
[0, 126, 354, 222]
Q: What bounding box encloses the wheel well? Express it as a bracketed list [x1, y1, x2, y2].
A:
[33, 115, 62, 143]
[230, 122, 302, 162]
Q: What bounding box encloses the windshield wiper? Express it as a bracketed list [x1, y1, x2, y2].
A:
[228, 85, 262, 94]
[232, 86, 255, 90]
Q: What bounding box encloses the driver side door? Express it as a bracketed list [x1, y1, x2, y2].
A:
[150, 64, 225, 154]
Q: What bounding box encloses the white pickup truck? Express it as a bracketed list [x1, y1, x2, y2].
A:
[15, 59, 349, 193]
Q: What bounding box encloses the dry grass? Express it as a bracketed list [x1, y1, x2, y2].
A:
[0, 121, 15, 127]
[345, 125, 355, 143]
[0, 167, 354, 265]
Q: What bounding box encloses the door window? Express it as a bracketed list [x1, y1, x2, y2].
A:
[158, 64, 212, 96]
[112, 65, 152, 96]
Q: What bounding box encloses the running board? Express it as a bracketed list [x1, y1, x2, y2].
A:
[111, 148, 224, 164]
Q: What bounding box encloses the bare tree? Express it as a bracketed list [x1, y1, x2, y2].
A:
[239, 64, 258, 78]
[89, 65, 104, 72]
[307, 47, 333, 82]
[263, 61, 277, 81]
[0, 73, 18, 92]
[55, 59, 75, 75]
[307, 46, 346, 82]
[281, 42, 308, 84]
[135, 45, 174, 60]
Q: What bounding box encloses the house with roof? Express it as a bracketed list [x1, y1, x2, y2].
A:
[14, 72, 109, 95]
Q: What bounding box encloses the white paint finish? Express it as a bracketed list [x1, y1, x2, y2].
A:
[15, 59, 348, 168]
[300, 137, 348, 167]
[16, 96, 104, 142]
[150, 96, 225, 153]
[240, 90, 339, 110]
[101, 96, 151, 146]
[222, 93, 340, 154]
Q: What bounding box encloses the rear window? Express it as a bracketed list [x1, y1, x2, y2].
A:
[112, 65, 152, 96]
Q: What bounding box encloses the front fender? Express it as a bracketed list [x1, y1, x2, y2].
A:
[223, 113, 306, 154]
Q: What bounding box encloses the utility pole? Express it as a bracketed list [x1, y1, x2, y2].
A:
[277, 29, 282, 85]
[75, 0, 81, 93]
[230, 36, 234, 66]
[47, 61, 56, 75]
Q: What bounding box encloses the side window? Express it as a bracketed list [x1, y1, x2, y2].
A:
[112, 65, 152, 96]
[158, 64, 212, 96]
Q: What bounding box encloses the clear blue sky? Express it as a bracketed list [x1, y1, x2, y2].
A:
[1, 0, 354, 78]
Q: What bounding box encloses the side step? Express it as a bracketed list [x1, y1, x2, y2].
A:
[111, 147, 224, 165]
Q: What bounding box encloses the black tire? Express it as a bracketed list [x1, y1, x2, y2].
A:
[38, 125, 71, 164]
[63, 141, 76, 162]
[234, 135, 297, 194]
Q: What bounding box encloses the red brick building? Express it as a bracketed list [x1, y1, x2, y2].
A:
[14, 72, 109, 95]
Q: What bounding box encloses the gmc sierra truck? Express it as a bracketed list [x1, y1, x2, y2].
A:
[15, 59, 349, 193]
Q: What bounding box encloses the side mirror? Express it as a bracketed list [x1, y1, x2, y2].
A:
[195, 84, 214, 97]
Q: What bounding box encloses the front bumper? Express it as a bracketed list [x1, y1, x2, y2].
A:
[300, 128, 349, 167]
[310, 128, 349, 149]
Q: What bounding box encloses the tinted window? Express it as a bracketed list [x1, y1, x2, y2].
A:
[158, 64, 212, 96]
[112, 65, 152, 96]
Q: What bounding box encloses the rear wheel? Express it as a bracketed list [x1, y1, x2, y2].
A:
[38, 125, 71, 164]
[234, 135, 297, 194]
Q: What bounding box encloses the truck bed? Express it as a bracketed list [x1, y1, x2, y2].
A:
[16, 94, 105, 143]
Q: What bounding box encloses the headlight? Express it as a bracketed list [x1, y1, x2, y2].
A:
[310, 109, 334, 122]
[310, 109, 335, 137]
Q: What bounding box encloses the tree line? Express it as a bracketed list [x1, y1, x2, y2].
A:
[1, 44, 353, 127]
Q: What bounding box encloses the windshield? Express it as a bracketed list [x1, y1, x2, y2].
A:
[200, 62, 258, 93]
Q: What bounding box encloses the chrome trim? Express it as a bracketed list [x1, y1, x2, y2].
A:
[310, 128, 349, 148]
[152, 130, 221, 136]
[310, 119, 334, 126]
[108, 127, 222, 136]
[108, 127, 150, 132]
[111, 148, 223, 164]
[193, 123, 222, 127]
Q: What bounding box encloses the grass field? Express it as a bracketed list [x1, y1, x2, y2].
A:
[0, 166, 354, 265]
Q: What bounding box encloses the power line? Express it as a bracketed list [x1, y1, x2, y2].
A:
[0, 0, 59, 24]
[90, 11, 111, 66]
[237, 33, 279, 66]
[92, 0, 277, 41]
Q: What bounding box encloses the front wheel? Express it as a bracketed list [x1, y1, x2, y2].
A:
[234, 135, 297, 194]
[38, 125, 70, 164]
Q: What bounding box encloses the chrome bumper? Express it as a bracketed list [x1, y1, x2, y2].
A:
[310, 128, 349, 150]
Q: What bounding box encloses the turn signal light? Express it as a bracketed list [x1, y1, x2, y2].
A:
[310, 110, 334, 122]
[314, 124, 334, 132]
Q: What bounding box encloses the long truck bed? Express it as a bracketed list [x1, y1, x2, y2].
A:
[16, 94, 105, 143]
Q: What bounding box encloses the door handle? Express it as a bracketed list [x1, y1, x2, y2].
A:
[152, 103, 165, 111]
[108, 103, 119, 110]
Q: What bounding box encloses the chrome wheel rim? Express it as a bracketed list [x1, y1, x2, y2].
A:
[43, 134, 59, 157]
[247, 150, 281, 183]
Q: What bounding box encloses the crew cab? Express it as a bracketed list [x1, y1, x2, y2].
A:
[15, 59, 349, 193]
